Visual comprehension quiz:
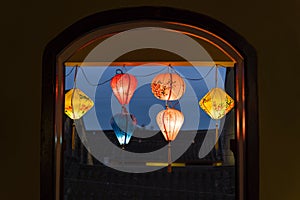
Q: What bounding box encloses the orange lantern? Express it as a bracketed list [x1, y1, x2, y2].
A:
[110, 71, 138, 106]
[151, 73, 185, 101]
[156, 107, 184, 172]
[156, 108, 184, 141]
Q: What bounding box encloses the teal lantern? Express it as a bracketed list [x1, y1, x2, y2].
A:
[110, 112, 137, 148]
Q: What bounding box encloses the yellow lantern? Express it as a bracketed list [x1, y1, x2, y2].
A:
[199, 87, 234, 120]
[65, 88, 94, 150]
[151, 73, 185, 101]
[65, 88, 94, 119]
[156, 107, 184, 172]
[199, 66, 235, 156]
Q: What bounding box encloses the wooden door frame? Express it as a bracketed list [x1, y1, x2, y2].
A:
[41, 6, 258, 200]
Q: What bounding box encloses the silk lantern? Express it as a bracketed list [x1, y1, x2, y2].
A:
[110, 71, 138, 106]
[199, 87, 234, 120]
[199, 66, 234, 154]
[65, 88, 94, 120]
[156, 107, 184, 172]
[65, 88, 94, 150]
[111, 111, 137, 148]
[151, 72, 185, 101]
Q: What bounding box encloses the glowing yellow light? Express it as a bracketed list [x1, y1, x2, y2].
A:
[199, 87, 234, 120]
[65, 88, 94, 119]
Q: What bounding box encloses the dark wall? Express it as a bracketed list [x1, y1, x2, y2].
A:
[1, 0, 299, 199]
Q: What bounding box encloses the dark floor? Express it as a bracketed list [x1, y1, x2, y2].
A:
[64, 162, 235, 200]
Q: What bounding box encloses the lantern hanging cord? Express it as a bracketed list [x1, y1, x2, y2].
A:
[173, 65, 217, 81]
[215, 65, 218, 88]
[71, 65, 79, 143]
[78, 65, 167, 86]
[115, 68, 124, 74]
[167, 100, 180, 109]
[167, 141, 172, 173]
[65, 65, 76, 77]
[69, 64, 222, 87]
[122, 64, 128, 72]
[73, 65, 79, 88]
[134, 67, 166, 77]
[71, 65, 79, 117]
[79, 66, 112, 86]
[215, 120, 219, 151]
[173, 64, 226, 81]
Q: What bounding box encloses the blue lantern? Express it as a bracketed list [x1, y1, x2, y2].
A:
[110, 112, 137, 147]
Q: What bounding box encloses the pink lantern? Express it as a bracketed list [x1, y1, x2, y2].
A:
[110, 71, 138, 106]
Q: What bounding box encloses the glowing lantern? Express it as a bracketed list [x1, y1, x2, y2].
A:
[111, 111, 137, 147]
[156, 108, 184, 141]
[198, 66, 234, 155]
[65, 88, 94, 120]
[65, 88, 94, 150]
[110, 71, 138, 106]
[151, 73, 185, 101]
[199, 87, 234, 120]
[156, 107, 184, 172]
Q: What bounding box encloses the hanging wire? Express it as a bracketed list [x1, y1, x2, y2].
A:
[71, 65, 79, 150]
[215, 64, 218, 88]
[134, 67, 166, 77]
[172, 64, 216, 81]
[67, 63, 223, 88]
[122, 64, 128, 73]
[214, 66, 219, 153]
[79, 66, 112, 86]
[65, 66, 76, 77]
[78, 65, 167, 86]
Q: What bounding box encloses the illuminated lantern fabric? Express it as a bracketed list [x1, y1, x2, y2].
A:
[151, 73, 185, 101]
[110, 73, 138, 106]
[65, 88, 94, 119]
[111, 113, 137, 145]
[199, 87, 234, 120]
[156, 108, 184, 141]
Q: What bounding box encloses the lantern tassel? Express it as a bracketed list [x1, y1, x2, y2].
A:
[72, 122, 75, 151]
[167, 142, 172, 173]
[215, 122, 219, 151]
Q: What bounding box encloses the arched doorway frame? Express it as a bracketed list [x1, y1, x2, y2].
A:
[41, 6, 259, 200]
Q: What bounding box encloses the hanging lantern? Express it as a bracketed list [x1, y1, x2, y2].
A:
[111, 112, 137, 147]
[151, 73, 185, 101]
[199, 87, 234, 120]
[156, 108, 184, 141]
[65, 88, 94, 120]
[110, 71, 138, 106]
[156, 107, 184, 172]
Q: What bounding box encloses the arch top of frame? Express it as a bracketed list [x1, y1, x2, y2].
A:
[61, 19, 241, 67]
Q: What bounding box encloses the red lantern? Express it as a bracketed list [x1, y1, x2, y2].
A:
[110, 71, 138, 106]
